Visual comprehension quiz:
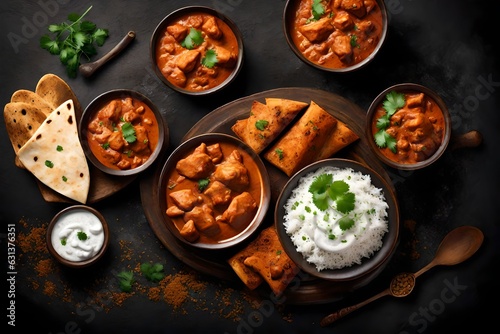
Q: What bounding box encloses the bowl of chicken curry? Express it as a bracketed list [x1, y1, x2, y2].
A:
[158, 133, 271, 250]
[79, 89, 167, 176]
[151, 6, 244, 95]
[283, 0, 387, 72]
[366, 83, 451, 170]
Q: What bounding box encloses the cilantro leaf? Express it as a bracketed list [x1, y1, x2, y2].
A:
[374, 129, 397, 153]
[39, 6, 109, 77]
[77, 231, 88, 240]
[140, 263, 165, 283]
[121, 122, 136, 143]
[198, 178, 210, 191]
[181, 28, 204, 49]
[383, 91, 406, 116]
[255, 120, 269, 131]
[328, 180, 349, 200]
[117, 271, 134, 292]
[338, 216, 355, 231]
[336, 192, 355, 214]
[309, 173, 333, 211]
[311, 0, 326, 20]
[202, 49, 218, 68]
[376, 114, 390, 129]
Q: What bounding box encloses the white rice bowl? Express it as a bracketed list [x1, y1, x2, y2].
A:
[283, 166, 389, 271]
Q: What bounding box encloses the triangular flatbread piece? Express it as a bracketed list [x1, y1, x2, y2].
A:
[10, 89, 53, 117]
[35, 73, 82, 119]
[231, 99, 308, 153]
[17, 100, 90, 204]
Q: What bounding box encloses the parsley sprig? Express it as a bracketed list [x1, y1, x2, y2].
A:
[40, 6, 109, 78]
[374, 91, 406, 153]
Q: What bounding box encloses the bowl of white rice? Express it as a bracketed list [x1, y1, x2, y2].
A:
[275, 158, 399, 281]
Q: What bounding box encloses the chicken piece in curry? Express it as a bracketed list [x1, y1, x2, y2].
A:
[166, 141, 261, 244]
[155, 12, 239, 92]
[86, 97, 160, 170]
[290, 0, 384, 69]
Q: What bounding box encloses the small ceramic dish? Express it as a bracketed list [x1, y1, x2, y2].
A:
[158, 133, 271, 250]
[283, 0, 388, 73]
[46, 205, 110, 268]
[79, 89, 168, 176]
[275, 158, 399, 282]
[150, 6, 244, 95]
[366, 83, 451, 170]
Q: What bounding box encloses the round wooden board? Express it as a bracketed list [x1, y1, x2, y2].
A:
[140, 87, 395, 304]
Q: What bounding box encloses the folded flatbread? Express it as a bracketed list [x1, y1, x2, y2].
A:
[228, 226, 299, 296]
[231, 98, 308, 153]
[263, 101, 338, 176]
[17, 100, 90, 204]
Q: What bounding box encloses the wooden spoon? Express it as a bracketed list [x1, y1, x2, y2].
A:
[79, 31, 136, 78]
[320, 225, 484, 327]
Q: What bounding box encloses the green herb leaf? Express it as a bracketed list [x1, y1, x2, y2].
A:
[309, 173, 333, 211]
[198, 178, 210, 191]
[121, 122, 136, 143]
[45, 160, 54, 168]
[61, 238, 67, 246]
[77, 231, 88, 240]
[275, 148, 284, 160]
[181, 28, 204, 49]
[255, 120, 269, 131]
[373, 91, 405, 151]
[338, 216, 355, 231]
[140, 262, 165, 283]
[383, 91, 406, 116]
[202, 49, 218, 68]
[328, 180, 349, 200]
[39, 6, 108, 77]
[374, 129, 397, 153]
[62, 176, 68, 182]
[335, 192, 355, 214]
[57, 145, 63, 152]
[117, 271, 134, 292]
[311, 0, 326, 20]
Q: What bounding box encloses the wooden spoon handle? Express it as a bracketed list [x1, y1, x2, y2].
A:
[320, 288, 391, 327]
[450, 130, 483, 150]
[79, 31, 136, 77]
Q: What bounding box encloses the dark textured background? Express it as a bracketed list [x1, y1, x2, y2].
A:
[1, 0, 498, 333]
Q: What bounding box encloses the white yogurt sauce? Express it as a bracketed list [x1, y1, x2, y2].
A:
[51, 209, 105, 262]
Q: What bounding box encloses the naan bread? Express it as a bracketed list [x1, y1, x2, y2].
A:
[35, 73, 82, 118]
[231, 98, 307, 153]
[228, 226, 299, 296]
[17, 100, 90, 204]
[263, 101, 338, 177]
[3, 102, 48, 168]
[10, 89, 53, 117]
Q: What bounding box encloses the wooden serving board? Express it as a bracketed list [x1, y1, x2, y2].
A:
[140, 87, 394, 304]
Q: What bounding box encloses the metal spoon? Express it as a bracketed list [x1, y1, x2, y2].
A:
[320, 225, 484, 327]
[79, 31, 136, 78]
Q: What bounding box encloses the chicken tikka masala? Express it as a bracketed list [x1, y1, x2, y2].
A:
[290, 0, 384, 69]
[86, 97, 160, 170]
[166, 140, 263, 244]
[155, 11, 239, 92]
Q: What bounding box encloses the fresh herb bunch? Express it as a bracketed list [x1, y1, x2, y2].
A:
[40, 6, 109, 78]
[117, 271, 134, 292]
[374, 91, 406, 153]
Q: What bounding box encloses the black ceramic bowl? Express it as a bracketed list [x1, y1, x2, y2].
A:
[275, 158, 399, 282]
[150, 6, 244, 96]
[283, 0, 388, 73]
[366, 83, 452, 170]
[47, 205, 110, 268]
[158, 133, 271, 250]
[79, 89, 168, 176]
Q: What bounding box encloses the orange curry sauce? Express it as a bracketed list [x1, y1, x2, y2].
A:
[371, 92, 446, 164]
[87, 98, 160, 170]
[166, 141, 262, 244]
[290, 0, 383, 69]
[155, 12, 239, 92]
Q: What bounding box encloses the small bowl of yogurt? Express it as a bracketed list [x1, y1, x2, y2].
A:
[47, 205, 109, 268]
